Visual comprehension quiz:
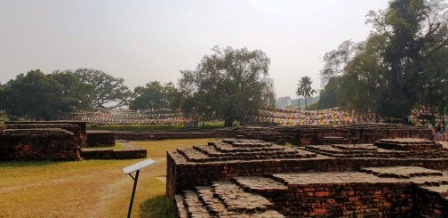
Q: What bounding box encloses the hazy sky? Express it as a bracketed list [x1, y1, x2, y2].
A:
[0, 0, 390, 97]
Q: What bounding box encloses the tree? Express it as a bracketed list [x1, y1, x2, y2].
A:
[319, 0, 448, 118]
[178, 46, 275, 126]
[296, 76, 316, 110]
[49, 71, 95, 112]
[369, 0, 448, 117]
[317, 77, 342, 110]
[0, 70, 93, 120]
[164, 82, 183, 111]
[130, 81, 167, 111]
[73, 68, 132, 109]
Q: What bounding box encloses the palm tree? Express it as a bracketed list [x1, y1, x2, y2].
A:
[297, 76, 316, 110]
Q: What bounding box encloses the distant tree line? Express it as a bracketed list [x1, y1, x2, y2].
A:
[317, 0, 448, 120]
[0, 46, 276, 126]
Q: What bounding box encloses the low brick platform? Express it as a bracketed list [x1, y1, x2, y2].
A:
[80, 140, 146, 159]
[5, 121, 87, 134]
[234, 124, 433, 145]
[115, 129, 233, 140]
[175, 167, 448, 217]
[85, 130, 115, 147]
[6, 123, 82, 138]
[0, 129, 80, 161]
[178, 139, 316, 162]
[375, 138, 443, 151]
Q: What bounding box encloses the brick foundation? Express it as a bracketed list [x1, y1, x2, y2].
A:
[234, 124, 433, 145]
[168, 137, 448, 217]
[0, 129, 80, 161]
[116, 129, 233, 140]
[85, 130, 115, 147]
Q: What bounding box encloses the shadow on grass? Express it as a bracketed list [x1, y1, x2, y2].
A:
[139, 194, 174, 218]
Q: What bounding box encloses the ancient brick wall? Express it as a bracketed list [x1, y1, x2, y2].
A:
[414, 186, 448, 217]
[233, 124, 433, 145]
[80, 149, 146, 159]
[167, 156, 448, 200]
[282, 183, 413, 217]
[85, 130, 115, 147]
[5, 121, 87, 134]
[173, 167, 448, 217]
[116, 129, 234, 140]
[6, 123, 81, 138]
[167, 138, 448, 202]
[0, 129, 80, 161]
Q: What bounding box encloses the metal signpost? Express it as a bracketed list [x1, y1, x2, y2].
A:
[123, 159, 156, 218]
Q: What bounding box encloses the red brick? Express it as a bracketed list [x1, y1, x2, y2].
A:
[348, 196, 359, 202]
[314, 208, 327, 215]
[304, 187, 315, 192]
[306, 192, 314, 197]
[383, 202, 391, 208]
[315, 191, 330, 197]
[312, 203, 321, 208]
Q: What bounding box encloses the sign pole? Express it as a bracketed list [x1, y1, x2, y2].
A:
[127, 170, 140, 218]
[122, 159, 156, 218]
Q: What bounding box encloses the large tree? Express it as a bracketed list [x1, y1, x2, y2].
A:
[49, 71, 95, 112]
[130, 81, 167, 111]
[178, 46, 275, 126]
[297, 76, 316, 110]
[73, 68, 132, 109]
[320, 0, 448, 118]
[0, 70, 93, 120]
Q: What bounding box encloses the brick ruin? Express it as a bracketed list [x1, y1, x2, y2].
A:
[0, 128, 81, 161]
[85, 130, 116, 147]
[0, 121, 147, 160]
[1, 121, 87, 161]
[233, 124, 433, 145]
[168, 133, 448, 217]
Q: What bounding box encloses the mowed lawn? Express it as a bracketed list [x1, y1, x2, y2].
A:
[0, 138, 216, 218]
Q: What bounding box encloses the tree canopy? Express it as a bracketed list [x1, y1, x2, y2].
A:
[296, 76, 316, 110]
[178, 46, 275, 126]
[129, 81, 181, 111]
[319, 0, 448, 118]
[0, 70, 94, 120]
[73, 68, 132, 109]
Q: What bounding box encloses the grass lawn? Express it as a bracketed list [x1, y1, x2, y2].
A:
[0, 138, 216, 218]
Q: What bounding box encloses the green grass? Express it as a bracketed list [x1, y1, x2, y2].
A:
[0, 138, 217, 218]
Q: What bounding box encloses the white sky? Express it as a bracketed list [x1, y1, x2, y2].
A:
[0, 0, 390, 98]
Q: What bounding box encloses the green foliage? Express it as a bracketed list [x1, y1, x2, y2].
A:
[73, 68, 132, 109]
[319, 0, 448, 118]
[0, 70, 93, 120]
[49, 71, 95, 112]
[130, 81, 166, 110]
[296, 76, 316, 110]
[178, 46, 275, 126]
[317, 77, 341, 109]
[130, 81, 181, 111]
